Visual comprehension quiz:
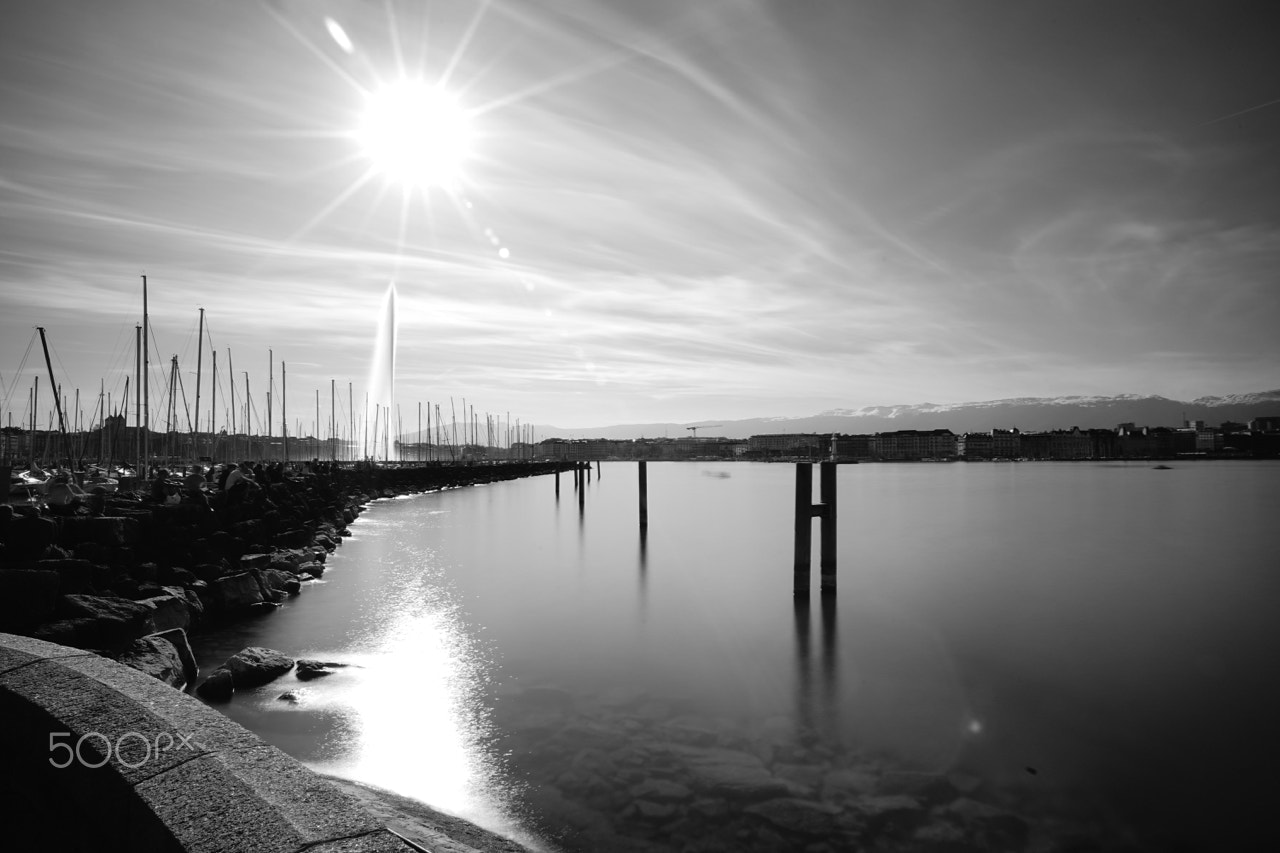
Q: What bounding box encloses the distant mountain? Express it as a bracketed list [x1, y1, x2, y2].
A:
[535, 390, 1280, 441]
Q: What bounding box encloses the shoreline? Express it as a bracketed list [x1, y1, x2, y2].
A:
[322, 775, 537, 853]
[0, 460, 572, 852]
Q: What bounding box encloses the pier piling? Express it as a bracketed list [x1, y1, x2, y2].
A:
[638, 459, 649, 529]
[794, 462, 838, 595]
[819, 461, 837, 593]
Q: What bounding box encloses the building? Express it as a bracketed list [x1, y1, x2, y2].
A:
[746, 433, 828, 459]
[871, 429, 957, 461]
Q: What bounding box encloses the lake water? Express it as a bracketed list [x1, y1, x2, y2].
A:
[190, 460, 1280, 852]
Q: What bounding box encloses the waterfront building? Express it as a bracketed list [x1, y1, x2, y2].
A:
[870, 429, 958, 461]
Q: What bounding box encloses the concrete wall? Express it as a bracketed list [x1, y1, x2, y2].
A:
[0, 632, 419, 852]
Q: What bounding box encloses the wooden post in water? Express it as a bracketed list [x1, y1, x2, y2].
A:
[587, 461, 592, 482]
[638, 459, 649, 530]
[794, 463, 813, 595]
[555, 468, 560, 498]
[596, 459, 601, 478]
[819, 461, 837, 594]
[578, 464, 585, 512]
[794, 462, 838, 595]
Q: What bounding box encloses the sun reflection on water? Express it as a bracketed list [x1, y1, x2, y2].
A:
[299, 565, 530, 843]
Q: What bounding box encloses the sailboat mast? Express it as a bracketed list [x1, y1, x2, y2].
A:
[135, 325, 141, 472]
[195, 307, 204, 460]
[281, 360, 288, 464]
[228, 349, 236, 460]
[142, 275, 150, 475]
[36, 327, 68, 462]
[210, 348, 217, 461]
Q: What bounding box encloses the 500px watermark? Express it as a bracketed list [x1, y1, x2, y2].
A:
[48, 731, 205, 769]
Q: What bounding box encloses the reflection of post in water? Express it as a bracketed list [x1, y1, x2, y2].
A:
[794, 596, 815, 739]
[793, 593, 840, 741]
[637, 526, 649, 611]
[821, 592, 838, 717]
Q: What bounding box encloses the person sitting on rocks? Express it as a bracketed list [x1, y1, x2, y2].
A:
[183, 464, 211, 509]
[217, 462, 235, 493]
[150, 469, 182, 505]
[225, 461, 257, 507]
[44, 473, 87, 515]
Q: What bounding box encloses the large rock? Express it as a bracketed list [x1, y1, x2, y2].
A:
[248, 568, 283, 603]
[150, 627, 200, 686]
[196, 666, 234, 702]
[37, 558, 95, 594]
[55, 515, 140, 546]
[58, 593, 156, 644]
[203, 571, 265, 612]
[222, 646, 294, 687]
[30, 618, 102, 647]
[295, 659, 346, 680]
[673, 746, 792, 800]
[266, 569, 301, 595]
[0, 569, 60, 631]
[237, 551, 272, 571]
[939, 797, 1029, 846]
[744, 798, 841, 836]
[2, 515, 57, 561]
[138, 587, 194, 632]
[115, 635, 188, 688]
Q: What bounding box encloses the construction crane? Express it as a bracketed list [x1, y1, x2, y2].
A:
[686, 425, 721, 438]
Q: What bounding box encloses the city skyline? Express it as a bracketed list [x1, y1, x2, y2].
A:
[3, 0, 1278, 430]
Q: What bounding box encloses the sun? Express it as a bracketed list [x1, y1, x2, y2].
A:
[357, 79, 474, 189]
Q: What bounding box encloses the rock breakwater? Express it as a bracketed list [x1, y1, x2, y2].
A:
[0, 462, 568, 685]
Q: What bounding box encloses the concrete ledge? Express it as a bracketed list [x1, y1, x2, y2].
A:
[0, 632, 419, 852]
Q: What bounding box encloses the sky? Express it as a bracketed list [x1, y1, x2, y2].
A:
[2, 0, 1278, 435]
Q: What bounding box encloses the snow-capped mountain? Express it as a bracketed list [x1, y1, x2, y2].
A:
[536, 391, 1280, 440]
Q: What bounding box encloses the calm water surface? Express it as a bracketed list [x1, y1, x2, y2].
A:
[191, 461, 1280, 852]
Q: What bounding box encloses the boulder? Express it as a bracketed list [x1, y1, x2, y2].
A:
[3, 515, 57, 561]
[196, 666, 234, 702]
[674, 746, 792, 800]
[0, 569, 60, 631]
[744, 798, 841, 836]
[298, 560, 325, 578]
[59, 593, 156, 639]
[150, 627, 199, 686]
[629, 779, 693, 803]
[274, 528, 312, 549]
[157, 565, 199, 586]
[221, 646, 294, 687]
[54, 515, 139, 546]
[192, 562, 228, 582]
[248, 568, 282, 603]
[238, 552, 271, 571]
[203, 571, 265, 612]
[115, 635, 187, 688]
[72, 541, 111, 566]
[295, 659, 346, 680]
[138, 589, 193, 632]
[31, 618, 102, 648]
[39, 558, 95, 595]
